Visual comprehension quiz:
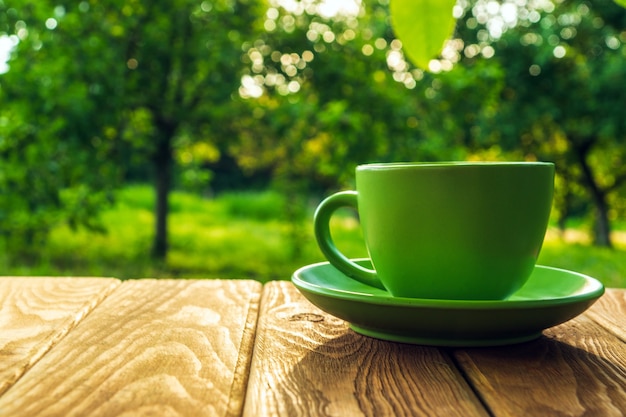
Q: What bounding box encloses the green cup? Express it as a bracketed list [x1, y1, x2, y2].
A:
[314, 162, 554, 300]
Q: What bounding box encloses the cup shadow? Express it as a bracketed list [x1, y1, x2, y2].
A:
[283, 331, 486, 416]
[450, 333, 626, 415]
[281, 327, 626, 416]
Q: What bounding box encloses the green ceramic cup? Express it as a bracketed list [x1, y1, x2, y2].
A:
[314, 162, 555, 300]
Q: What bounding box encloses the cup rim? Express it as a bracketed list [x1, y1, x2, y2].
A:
[357, 161, 554, 171]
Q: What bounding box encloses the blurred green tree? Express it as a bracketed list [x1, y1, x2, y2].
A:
[0, 0, 263, 258]
[453, 0, 626, 246]
[231, 0, 470, 191]
[2, 0, 625, 261]
[219, 0, 483, 258]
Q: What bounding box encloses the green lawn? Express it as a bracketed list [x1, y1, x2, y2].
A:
[2, 185, 625, 288]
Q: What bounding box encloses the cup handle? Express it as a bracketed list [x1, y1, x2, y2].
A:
[313, 191, 385, 290]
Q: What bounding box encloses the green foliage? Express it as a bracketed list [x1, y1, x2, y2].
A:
[0, 0, 265, 258]
[0, 2, 123, 250]
[231, 0, 469, 195]
[463, 0, 626, 246]
[2, 0, 626, 262]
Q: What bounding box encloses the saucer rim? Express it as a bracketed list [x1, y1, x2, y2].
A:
[292, 259, 605, 310]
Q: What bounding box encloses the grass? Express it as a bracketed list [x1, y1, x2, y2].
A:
[539, 231, 626, 288]
[1, 184, 625, 288]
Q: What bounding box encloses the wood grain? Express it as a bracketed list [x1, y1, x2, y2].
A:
[454, 311, 626, 417]
[0, 277, 120, 396]
[586, 289, 626, 342]
[243, 281, 489, 417]
[0, 279, 261, 417]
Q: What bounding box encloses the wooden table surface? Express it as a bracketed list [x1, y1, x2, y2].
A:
[0, 277, 624, 417]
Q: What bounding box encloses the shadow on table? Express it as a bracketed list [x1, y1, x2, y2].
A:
[284, 326, 626, 416]
[451, 334, 626, 415]
[284, 331, 489, 416]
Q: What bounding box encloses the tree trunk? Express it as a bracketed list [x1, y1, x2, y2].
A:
[152, 136, 173, 260]
[575, 142, 613, 248]
[593, 201, 613, 248]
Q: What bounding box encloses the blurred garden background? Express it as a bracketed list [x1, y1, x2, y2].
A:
[1, 0, 625, 287]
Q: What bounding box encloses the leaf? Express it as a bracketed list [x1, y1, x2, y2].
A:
[614, 0, 626, 8]
[389, 0, 458, 70]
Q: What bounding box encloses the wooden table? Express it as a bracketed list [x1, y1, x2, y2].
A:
[0, 277, 624, 417]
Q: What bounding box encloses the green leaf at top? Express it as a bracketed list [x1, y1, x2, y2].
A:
[390, 0, 458, 70]
[614, 0, 626, 8]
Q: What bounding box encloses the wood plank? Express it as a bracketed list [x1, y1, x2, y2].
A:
[0, 279, 262, 417]
[586, 289, 626, 342]
[454, 311, 626, 416]
[243, 281, 489, 417]
[0, 277, 120, 396]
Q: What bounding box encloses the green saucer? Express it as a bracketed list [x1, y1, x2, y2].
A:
[291, 259, 605, 347]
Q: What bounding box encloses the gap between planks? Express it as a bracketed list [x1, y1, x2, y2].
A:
[0, 277, 121, 397]
[452, 288, 626, 417]
[243, 281, 490, 417]
[0, 278, 262, 417]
